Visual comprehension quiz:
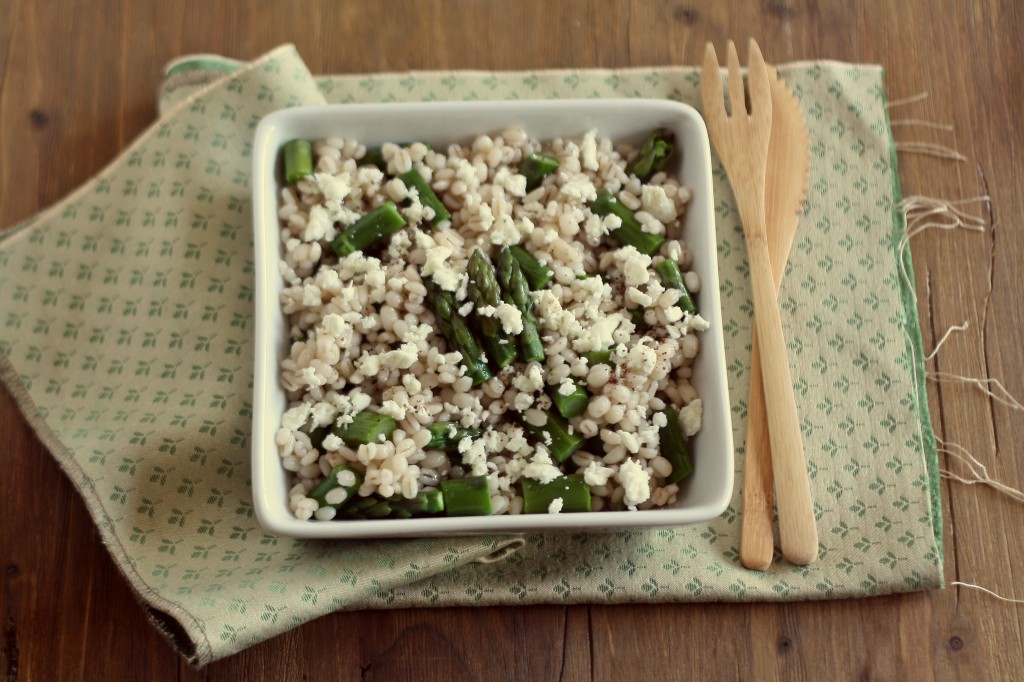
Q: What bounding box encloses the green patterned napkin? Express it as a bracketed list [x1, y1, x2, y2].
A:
[0, 45, 942, 665]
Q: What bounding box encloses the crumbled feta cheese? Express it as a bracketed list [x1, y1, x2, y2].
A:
[559, 173, 598, 204]
[548, 498, 564, 514]
[513, 392, 535, 412]
[281, 403, 312, 430]
[582, 461, 616, 487]
[494, 167, 528, 197]
[302, 284, 322, 307]
[558, 379, 577, 397]
[379, 343, 419, 370]
[580, 130, 599, 172]
[615, 246, 653, 287]
[627, 287, 653, 308]
[679, 399, 703, 437]
[380, 400, 407, 421]
[626, 343, 658, 375]
[313, 172, 351, 202]
[641, 185, 678, 224]
[458, 435, 489, 476]
[458, 302, 474, 316]
[495, 303, 524, 335]
[522, 451, 563, 484]
[321, 433, 343, 452]
[617, 458, 651, 510]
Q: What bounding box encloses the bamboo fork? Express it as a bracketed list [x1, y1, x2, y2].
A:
[740, 66, 811, 570]
[701, 39, 817, 565]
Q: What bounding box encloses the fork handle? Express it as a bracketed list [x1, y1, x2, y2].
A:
[745, 237, 818, 565]
[740, 332, 776, 570]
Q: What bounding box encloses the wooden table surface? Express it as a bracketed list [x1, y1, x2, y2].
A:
[2, 1, 1022, 679]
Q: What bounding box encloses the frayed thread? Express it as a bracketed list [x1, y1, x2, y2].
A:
[895, 141, 968, 161]
[887, 91, 930, 108]
[925, 321, 968, 361]
[928, 372, 1024, 412]
[950, 582, 1024, 604]
[938, 438, 1024, 503]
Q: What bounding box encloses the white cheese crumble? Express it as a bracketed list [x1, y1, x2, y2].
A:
[679, 399, 703, 437]
[615, 245, 654, 287]
[617, 458, 651, 510]
[495, 302, 524, 335]
[582, 461, 616, 487]
[557, 379, 577, 397]
[641, 185, 678, 224]
[548, 498, 564, 514]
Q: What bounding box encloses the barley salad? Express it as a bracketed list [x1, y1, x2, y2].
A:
[274, 126, 710, 521]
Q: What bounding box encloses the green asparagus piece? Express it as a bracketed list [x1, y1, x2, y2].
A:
[582, 349, 613, 366]
[626, 128, 675, 181]
[426, 421, 484, 453]
[521, 152, 560, 191]
[335, 491, 446, 519]
[357, 147, 387, 171]
[591, 189, 665, 256]
[399, 167, 451, 227]
[467, 250, 518, 369]
[331, 202, 407, 257]
[631, 307, 648, 328]
[521, 475, 592, 514]
[495, 246, 545, 363]
[440, 475, 493, 516]
[309, 465, 364, 510]
[283, 139, 313, 184]
[424, 278, 493, 386]
[307, 424, 331, 451]
[333, 411, 397, 447]
[524, 411, 586, 463]
[551, 382, 589, 420]
[659, 406, 694, 484]
[654, 259, 698, 315]
[508, 245, 554, 290]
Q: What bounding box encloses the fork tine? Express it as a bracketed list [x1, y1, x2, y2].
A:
[746, 38, 772, 121]
[701, 43, 726, 123]
[726, 40, 747, 117]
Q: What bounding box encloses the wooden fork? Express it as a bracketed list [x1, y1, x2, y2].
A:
[701, 39, 818, 565]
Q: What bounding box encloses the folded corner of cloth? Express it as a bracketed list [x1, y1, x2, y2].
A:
[0, 44, 943, 664]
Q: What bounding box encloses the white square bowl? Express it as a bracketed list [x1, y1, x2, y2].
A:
[252, 99, 733, 539]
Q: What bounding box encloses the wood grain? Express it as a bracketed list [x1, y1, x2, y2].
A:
[2, 0, 1023, 679]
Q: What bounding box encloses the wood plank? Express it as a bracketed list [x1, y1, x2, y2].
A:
[0, 0, 1022, 679]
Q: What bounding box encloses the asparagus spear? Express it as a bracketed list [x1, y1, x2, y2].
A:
[331, 202, 407, 257]
[626, 128, 675, 181]
[425, 421, 484, 453]
[591, 189, 665, 256]
[508, 245, 553, 290]
[466, 250, 518, 369]
[424, 278, 493, 386]
[659, 406, 694, 484]
[654, 259, 698, 315]
[335, 491, 446, 519]
[399, 167, 451, 227]
[283, 139, 313, 184]
[440, 475, 493, 516]
[521, 475, 592, 514]
[582, 349, 613, 366]
[551, 382, 589, 419]
[521, 152, 560, 191]
[333, 411, 397, 447]
[524, 411, 586, 463]
[309, 465, 364, 510]
[357, 147, 387, 171]
[495, 246, 545, 363]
